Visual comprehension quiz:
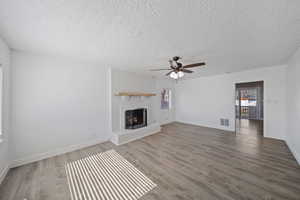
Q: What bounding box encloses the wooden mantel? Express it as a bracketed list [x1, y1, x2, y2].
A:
[115, 92, 156, 97]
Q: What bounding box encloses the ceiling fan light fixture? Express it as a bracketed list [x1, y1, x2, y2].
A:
[170, 71, 178, 79]
[178, 71, 184, 78]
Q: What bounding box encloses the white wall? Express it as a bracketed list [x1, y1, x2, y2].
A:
[10, 51, 110, 165]
[175, 65, 287, 140]
[286, 47, 300, 164]
[0, 36, 11, 182]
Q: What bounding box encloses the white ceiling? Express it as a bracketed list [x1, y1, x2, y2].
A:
[0, 0, 299, 77]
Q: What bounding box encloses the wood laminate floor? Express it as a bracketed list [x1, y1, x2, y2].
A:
[1, 122, 300, 200]
[236, 119, 264, 136]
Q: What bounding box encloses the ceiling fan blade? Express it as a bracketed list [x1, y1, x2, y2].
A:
[149, 69, 171, 71]
[181, 69, 193, 73]
[183, 62, 206, 68]
[165, 71, 173, 76]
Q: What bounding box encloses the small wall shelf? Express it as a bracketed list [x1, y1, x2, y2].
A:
[115, 92, 156, 97]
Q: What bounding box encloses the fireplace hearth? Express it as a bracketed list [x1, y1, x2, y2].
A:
[125, 108, 147, 129]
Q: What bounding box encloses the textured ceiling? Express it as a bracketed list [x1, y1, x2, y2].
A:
[0, 0, 299, 77]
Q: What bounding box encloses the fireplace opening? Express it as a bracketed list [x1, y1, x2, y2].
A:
[125, 108, 147, 129]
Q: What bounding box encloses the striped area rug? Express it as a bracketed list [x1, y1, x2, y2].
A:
[65, 149, 157, 200]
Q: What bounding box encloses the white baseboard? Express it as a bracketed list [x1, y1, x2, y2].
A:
[175, 120, 235, 133]
[286, 139, 300, 165]
[160, 120, 175, 126]
[0, 165, 9, 185]
[10, 138, 108, 168]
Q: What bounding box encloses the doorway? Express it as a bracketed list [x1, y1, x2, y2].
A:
[235, 81, 264, 136]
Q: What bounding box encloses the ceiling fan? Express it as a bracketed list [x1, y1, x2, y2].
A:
[150, 56, 206, 79]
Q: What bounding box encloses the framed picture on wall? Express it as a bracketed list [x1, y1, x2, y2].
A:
[161, 88, 171, 110]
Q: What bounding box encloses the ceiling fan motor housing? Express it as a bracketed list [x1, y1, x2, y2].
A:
[173, 56, 181, 61]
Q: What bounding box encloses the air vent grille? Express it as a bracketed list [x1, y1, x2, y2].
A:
[220, 118, 229, 127]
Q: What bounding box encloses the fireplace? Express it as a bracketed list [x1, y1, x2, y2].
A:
[125, 108, 147, 129]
